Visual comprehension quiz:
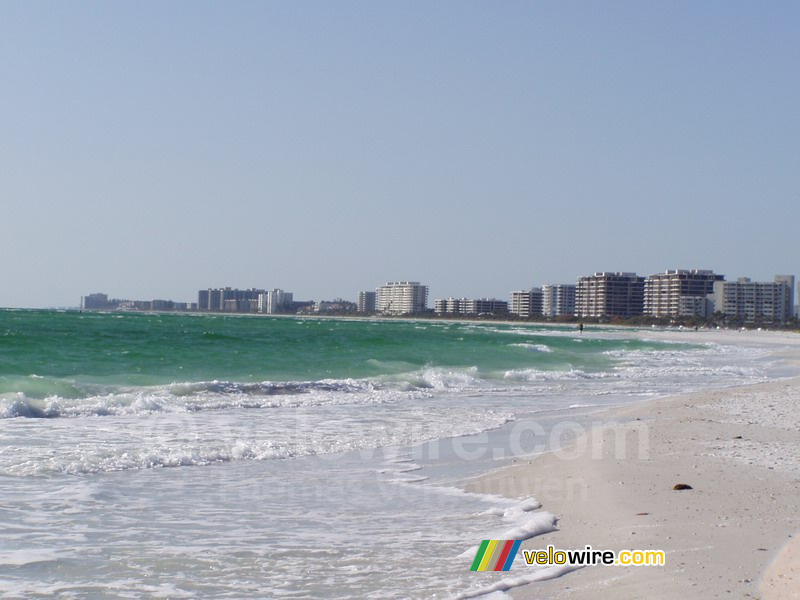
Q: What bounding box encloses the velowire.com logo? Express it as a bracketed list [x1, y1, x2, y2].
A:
[469, 540, 521, 571]
[470, 541, 666, 572]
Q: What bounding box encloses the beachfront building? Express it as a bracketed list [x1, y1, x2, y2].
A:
[575, 272, 645, 319]
[434, 298, 466, 315]
[376, 282, 428, 315]
[310, 299, 357, 314]
[469, 298, 508, 315]
[198, 288, 264, 312]
[777, 275, 796, 310]
[81, 293, 195, 312]
[509, 289, 543, 318]
[357, 291, 376, 313]
[541, 284, 576, 317]
[796, 282, 800, 318]
[434, 298, 508, 316]
[711, 275, 795, 324]
[197, 289, 213, 311]
[81, 293, 113, 310]
[644, 269, 723, 318]
[258, 289, 294, 314]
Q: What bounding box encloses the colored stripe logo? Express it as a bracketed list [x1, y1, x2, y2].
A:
[470, 540, 521, 571]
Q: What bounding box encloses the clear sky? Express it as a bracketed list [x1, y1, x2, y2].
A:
[2, 1, 798, 308]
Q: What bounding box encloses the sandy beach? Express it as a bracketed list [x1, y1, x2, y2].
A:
[465, 330, 800, 599]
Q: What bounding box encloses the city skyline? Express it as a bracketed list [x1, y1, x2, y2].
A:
[3, 2, 799, 308]
[72, 266, 797, 318]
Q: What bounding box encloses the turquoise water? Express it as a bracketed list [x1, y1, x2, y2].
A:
[0, 310, 684, 397]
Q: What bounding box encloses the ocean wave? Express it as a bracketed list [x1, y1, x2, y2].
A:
[509, 343, 552, 353]
[0, 366, 503, 420]
[503, 368, 616, 382]
[169, 379, 375, 397]
[0, 395, 62, 419]
[0, 365, 517, 420]
[389, 366, 485, 391]
[0, 379, 396, 420]
[0, 339, 770, 421]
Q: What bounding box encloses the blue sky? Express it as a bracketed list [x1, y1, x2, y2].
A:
[2, 1, 798, 307]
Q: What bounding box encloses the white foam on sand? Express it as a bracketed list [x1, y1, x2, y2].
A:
[404, 486, 575, 599]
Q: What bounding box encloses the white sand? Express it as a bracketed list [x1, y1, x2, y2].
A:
[464, 331, 800, 599]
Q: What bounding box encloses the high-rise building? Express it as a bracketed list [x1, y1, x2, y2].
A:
[576, 272, 645, 319]
[711, 275, 794, 323]
[197, 290, 211, 310]
[198, 288, 267, 313]
[81, 293, 112, 310]
[198, 288, 229, 311]
[509, 289, 543, 318]
[644, 269, 723, 318]
[542, 284, 577, 317]
[357, 291, 377, 313]
[258, 289, 293, 314]
[774, 275, 795, 313]
[376, 282, 428, 315]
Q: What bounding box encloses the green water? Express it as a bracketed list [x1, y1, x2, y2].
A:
[0, 310, 687, 398]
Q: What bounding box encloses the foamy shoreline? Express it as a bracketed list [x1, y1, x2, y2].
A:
[464, 329, 800, 599]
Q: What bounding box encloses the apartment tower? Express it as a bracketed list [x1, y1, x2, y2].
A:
[542, 284, 577, 317]
[644, 269, 723, 318]
[711, 275, 795, 324]
[357, 291, 377, 313]
[509, 289, 543, 318]
[575, 272, 645, 319]
[375, 282, 429, 315]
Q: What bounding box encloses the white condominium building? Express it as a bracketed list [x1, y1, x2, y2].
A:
[376, 282, 428, 315]
[575, 272, 645, 319]
[542, 284, 576, 317]
[711, 275, 794, 323]
[509, 289, 543, 318]
[258, 289, 293, 314]
[644, 269, 723, 318]
[434, 298, 508, 315]
[434, 298, 466, 315]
